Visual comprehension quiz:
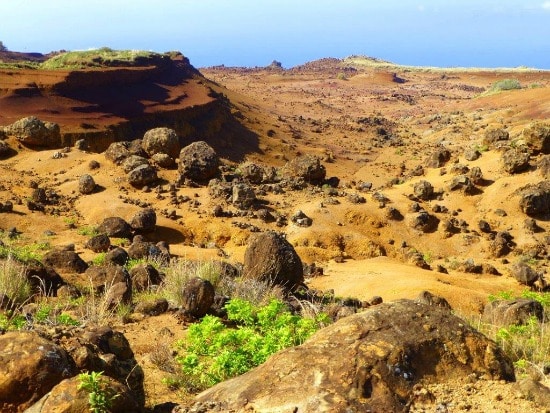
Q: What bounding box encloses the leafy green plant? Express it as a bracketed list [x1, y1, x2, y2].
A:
[34, 304, 80, 326]
[0, 312, 27, 331]
[77, 371, 118, 413]
[77, 225, 99, 237]
[0, 241, 50, 263]
[173, 298, 330, 391]
[481, 290, 549, 378]
[91, 253, 107, 266]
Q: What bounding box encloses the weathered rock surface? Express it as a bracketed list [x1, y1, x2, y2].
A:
[483, 127, 509, 147]
[280, 154, 326, 185]
[501, 146, 530, 174]
[518, 181, 550, 216]
[130, 208, 157, 232]
[193, 299, 514, 413]
[104, 142, 130, 165]
[483, 299, 544, 326]
[0, 331, 76, 412]
[42, 249, 88, 274]
[4, 116, 61, 148]
[178, 141, 219, 182]
[128, 164, 158, 188]
[85, 233, 111, 253]
[97, 216, 133, 239]
[413, 180, 434, 200]
[180, 277, 215, 318]
[510, 261, 541, 286]
[25, 375, 140, 413]
[142, 127, 180, 159]
[522, 121, 550, 154]
[78, 174, 96, 194]
[243, 231, 304, 291]
[425, 147, 451, 168]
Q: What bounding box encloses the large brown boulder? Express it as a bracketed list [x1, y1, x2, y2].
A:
[483, 299, 544, 326]
[518, 181, 550, 216]
[0, 331, 76, 412]
[142, 127, 180, 159]
[501, 146, 530, 174]
[97, 216, 133, 239]
[42, 249, 88, 274]
[25, 375, 140, 413]
[5, 116, 61, 148]
[130, 208, 157, 232]
[193, 299, 514, 413]
[280, 154, 326, 185]
[523, 121, 550, 154]
[425, 147, 451, 168]
[483, 127, 509, 148]
[104, 142, 130, 165]
[243, 231, 304, 291]
[178, 141, 219, 182]
[180, 277, 215, 318]
[127, 164, 158, 188]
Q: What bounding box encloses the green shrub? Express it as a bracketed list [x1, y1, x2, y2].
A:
[77, 371, 119, 413]
[0, 312, 27, 330]
[481, 290, 549, 377]
[173, 298, 330, 391]
[489, 79, 521, 93]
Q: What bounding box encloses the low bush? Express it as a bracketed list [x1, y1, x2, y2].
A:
[488, 79, 521, 93]
[172, 298, 330, 391]
[482, 290, 549, 377]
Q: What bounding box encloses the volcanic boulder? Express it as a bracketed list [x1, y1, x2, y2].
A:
[178, 141, 219, 182]
[4, 116, 61, 148]
[413, 180, 434, 200]
[425, 147, 451, 168]
[27, 375, 140, 413]
[243, 231, 304, 291]
[97, 217, 133, 239]
[518, 181, 550, 216]
[280, 154, 326, 185]
[0, 331, 76, 412]
[523, 121, 550, 154]
[501, 147, 530, 174]
[128, 164, 158, 188]
[78, 174, 96, 194]
[180, 277, 215, 318]
[105, 142, 131, 165]
[142, 127, 180, 159]
[193, 299, 514, 413]
[42, 248, 88, 274]
[483, 127, 509, 148]
[483, 299, 544, 326]
[130, 208, 157, 233]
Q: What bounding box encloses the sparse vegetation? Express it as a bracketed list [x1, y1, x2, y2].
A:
[481, 290, 550, 378]
[488, 79, 522, 93]
[77, 371, 119, 413]
[40, 47, 161, 70]
[0, 256, 32, 305]
[170, 298, 330, 391]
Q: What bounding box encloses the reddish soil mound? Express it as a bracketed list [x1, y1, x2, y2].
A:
[0, 53, 257, 155]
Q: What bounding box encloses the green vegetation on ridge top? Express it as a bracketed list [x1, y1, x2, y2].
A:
[40, 47, 162, 69]
[0, 47, 163, 70]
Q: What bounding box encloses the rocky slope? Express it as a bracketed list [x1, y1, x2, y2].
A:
[0, 52, 549, 412]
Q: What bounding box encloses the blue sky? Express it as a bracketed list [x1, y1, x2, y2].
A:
[1, 0, 549, 68]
